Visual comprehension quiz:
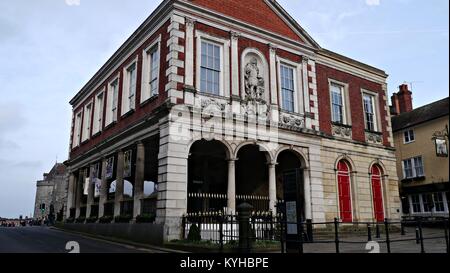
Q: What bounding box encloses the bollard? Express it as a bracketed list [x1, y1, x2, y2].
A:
[219, 215, 224, 252]
[418, 219, 425, 253]
[384, 219, 391, 254]
[334, 218, 340, 254]
[443, 219, 449, 254]
[306, 219, 314, 243]
[297, 220, 304, 254]
[237, 203, 253, 253]
[401, 221, 406, 236]
[376, 223, 381, 239]
[280, 214, 285, 254]
[415, 227, 420, 244]
[367, 224, 372, 242]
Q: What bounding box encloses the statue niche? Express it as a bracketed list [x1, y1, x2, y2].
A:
[244, 57, 265, 102]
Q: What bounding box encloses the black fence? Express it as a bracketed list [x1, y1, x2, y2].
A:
[181, 207, 449, 253]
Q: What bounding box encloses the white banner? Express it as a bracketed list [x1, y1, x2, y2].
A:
[94, 178, 101, 198]
[83, 178, 90, 196]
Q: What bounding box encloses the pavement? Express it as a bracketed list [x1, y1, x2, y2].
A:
[287, 227, 449, 253]
[0, 226, 168, 253]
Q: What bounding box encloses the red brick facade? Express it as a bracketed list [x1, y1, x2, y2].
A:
[316, 63, 389, 146]
[69, 0, 392, 161]
[188, 0, 303, 42]
[70, 20, 171, 158]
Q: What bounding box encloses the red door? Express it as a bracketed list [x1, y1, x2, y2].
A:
[371, 166, 385, 222]
[338, 161, 352, 223]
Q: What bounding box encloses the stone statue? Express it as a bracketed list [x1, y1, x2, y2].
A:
[244, 57, 265, 101]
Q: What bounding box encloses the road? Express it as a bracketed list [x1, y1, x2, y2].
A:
[0, 226, 166, 253]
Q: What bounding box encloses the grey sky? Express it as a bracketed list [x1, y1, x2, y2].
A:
[0, 0, 448, 218]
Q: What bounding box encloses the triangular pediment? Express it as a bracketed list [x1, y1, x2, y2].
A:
[184, 0, 320, 48]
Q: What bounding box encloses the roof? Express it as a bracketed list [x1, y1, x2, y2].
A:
[392, 97, 449, 132]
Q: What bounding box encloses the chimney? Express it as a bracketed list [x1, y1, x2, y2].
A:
[391, 84, 413, 115]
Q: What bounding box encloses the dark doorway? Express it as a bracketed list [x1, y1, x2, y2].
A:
[187, 140, 228, 213]
[236, 145, 269, 211]
[276, 150, 306, 250]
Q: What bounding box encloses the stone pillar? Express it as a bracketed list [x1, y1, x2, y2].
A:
[269, 44, 278, 105]
[98, 158, 108, 218]
[65, 173, 76, 219]
[184, 17, 195, 88]
[303, 168, 312, 220]
[75, 170, 84, 218]
[268, 162, 277, 213]
[230, 31, 240, 97]
[302, 56, 311, 129]
[114, 150, 125, 217]
[133, 142, 146, 219]
[156, 112, 190, 242]
[227, 158, 237, 213]
[86, 166, 95, 218]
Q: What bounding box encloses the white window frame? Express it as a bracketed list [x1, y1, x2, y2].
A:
[403, 129, 415, 144]
[433, 192, 446, 213]
[81, 101, 93, 142]
[122, 57, 138, 115]
[361, 89, 381, 132]
[328, 79, 351, 126]
[141, 35, 161, 103]
[105, 75, 120, 126]
[409, 194, 422, 214]
[195, 31, 230, 97]
[72, 110, 83, 148]
[92, 89, 105, 135]
[402, 156, 425, 179]
[276, 57, 303, 114]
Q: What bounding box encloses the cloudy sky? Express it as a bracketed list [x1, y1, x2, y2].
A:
[0, 0, 448, 218]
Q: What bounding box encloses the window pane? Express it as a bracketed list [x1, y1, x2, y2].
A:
[200, 41, 221, 95]
[434, 193, 445, 212]
[411, 195, 421, 213]
[281, 65, 295, 112]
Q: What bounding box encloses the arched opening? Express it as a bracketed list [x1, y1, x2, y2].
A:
[236, 144, 269, 211]
[187, 140, 229, 213]
[337, 160, 353, 223]
[371, 164, 385, 222]
[276, 150, 304, 218]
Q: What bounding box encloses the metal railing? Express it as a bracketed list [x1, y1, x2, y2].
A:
[181, 209, 449, 253]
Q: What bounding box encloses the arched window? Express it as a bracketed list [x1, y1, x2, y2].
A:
[371, 165, 385, 222]
[337, 160, 352, 222]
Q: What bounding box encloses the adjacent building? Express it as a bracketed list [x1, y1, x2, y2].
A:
[391, 86, 449, 218]
[34, 163, 68, 221]
[65, 0, 401, 241]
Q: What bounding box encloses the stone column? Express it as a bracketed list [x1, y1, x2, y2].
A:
[269, 44, 278, 105]
[75, 170, 84, 218]
[133, 142, 146, 219]
[268, 162, 277, 213]
[86, 166, 95, 218]
[184, 17, 195, 87]
[303, 168, 312, 220]
[98, 158, 108, 218]
[114, 150, 125, 217]
[302, 56, 311, 129]
[227, 158, 237, 213]
[230, 31, 240, 97]
[65, 173, 76, 219]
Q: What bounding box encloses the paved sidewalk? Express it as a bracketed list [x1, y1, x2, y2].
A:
[287, 227, 448, 253]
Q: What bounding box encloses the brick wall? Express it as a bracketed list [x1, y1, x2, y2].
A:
[70, 20, 171, 159]
[316, 63, 390, 146]
[188, 0, 303, 42]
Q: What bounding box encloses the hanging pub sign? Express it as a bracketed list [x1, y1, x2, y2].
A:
[123, 150, 132, 178]
[435, 138, 448, 157]
[105, 157, 114, 179]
